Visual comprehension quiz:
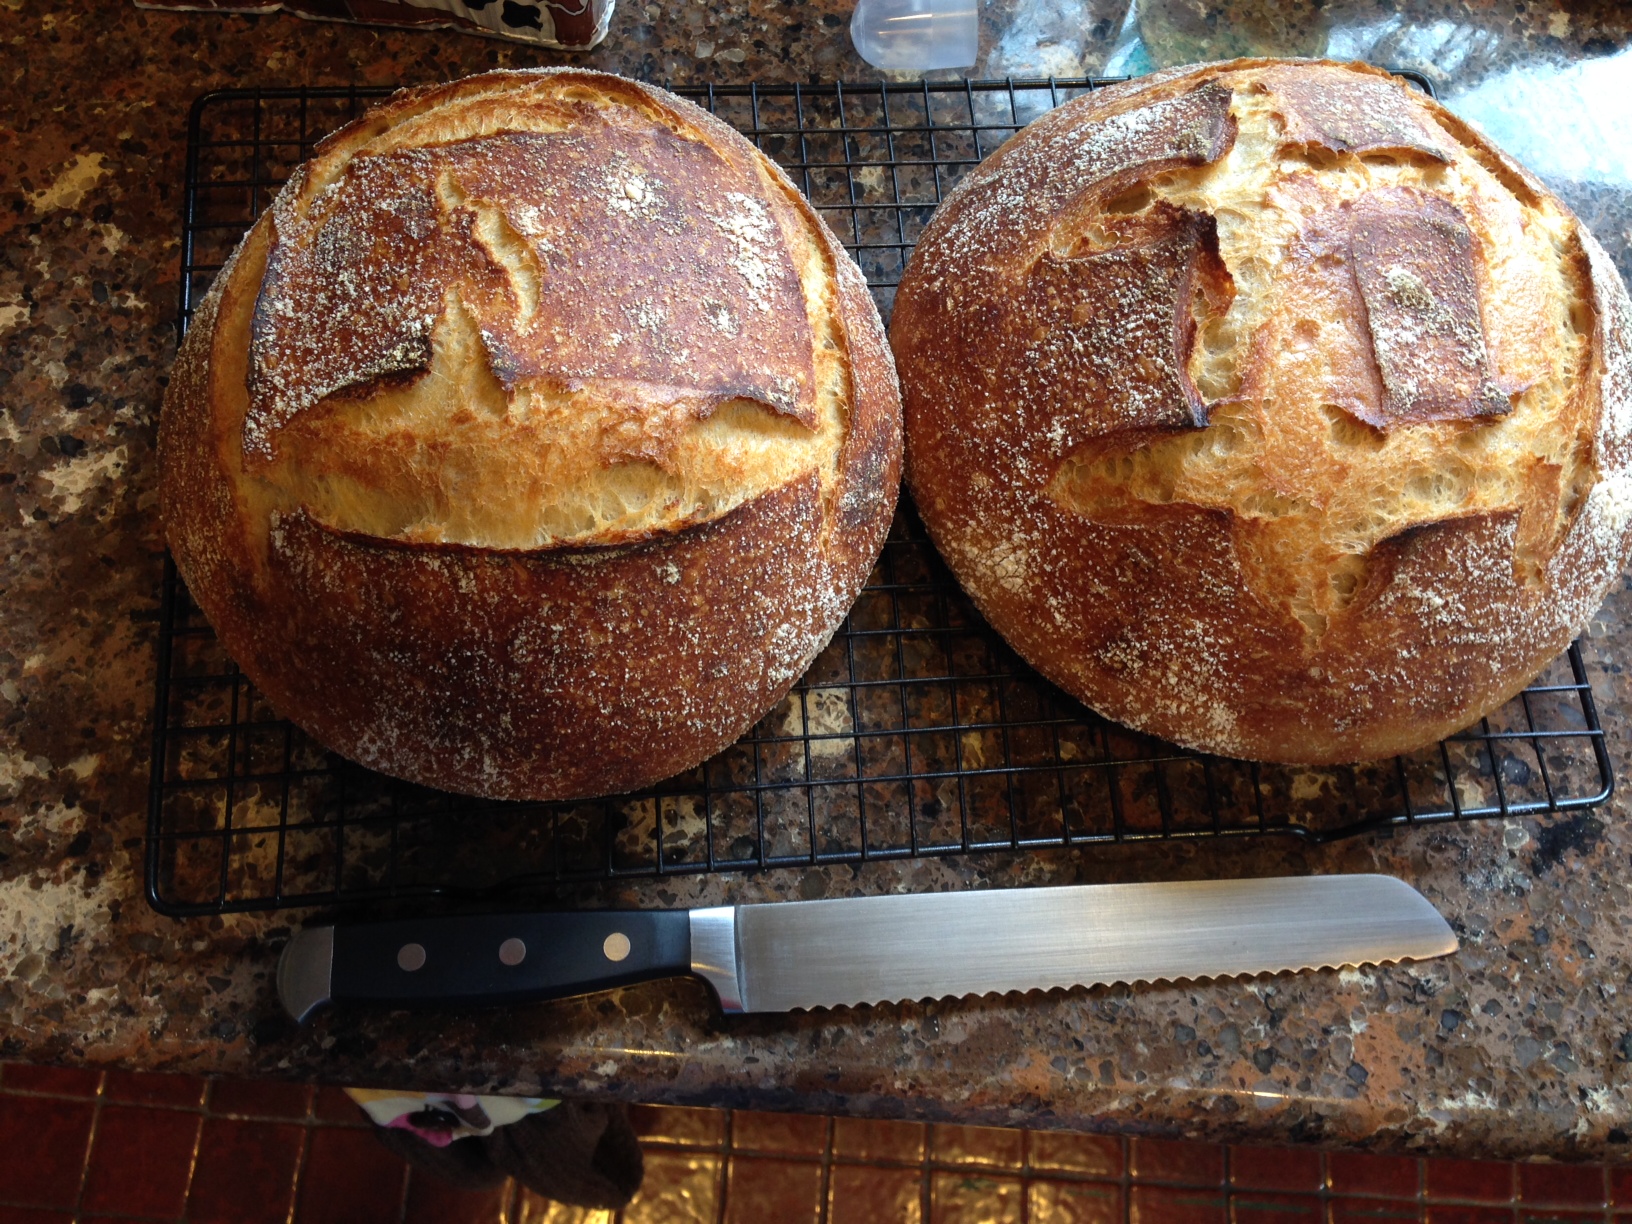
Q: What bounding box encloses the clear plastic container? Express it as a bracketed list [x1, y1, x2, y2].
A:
[850, 0, 979, 71]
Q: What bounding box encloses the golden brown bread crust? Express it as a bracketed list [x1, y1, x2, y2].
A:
[159, 69, 902, 799]
[892, 59, 1632, 763]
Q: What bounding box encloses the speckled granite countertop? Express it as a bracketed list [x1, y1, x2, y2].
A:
[6, 0, 1632, 1161]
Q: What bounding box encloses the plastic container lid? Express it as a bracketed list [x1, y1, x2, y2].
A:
[850, 0, 978, 71]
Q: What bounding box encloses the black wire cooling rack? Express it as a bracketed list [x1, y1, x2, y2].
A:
[148, 75, 1613, 917]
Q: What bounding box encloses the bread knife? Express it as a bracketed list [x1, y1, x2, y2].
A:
[276, 875, 1456, 1022]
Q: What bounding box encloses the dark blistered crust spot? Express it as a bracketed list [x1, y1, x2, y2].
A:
[246, 112, 819, 458]
[1096, 80, 1238, 182]
[1241, 197, 1388, 423]
[1350, 188, 1509, 427]
[1044, 82, 1239, 238]
[1004, 207, 1228, 455]
[1258, 66, 1457, 162]
[440, 127, 816, 418]
[924, 81, 1238, 274]
[248, 157, 445, 455]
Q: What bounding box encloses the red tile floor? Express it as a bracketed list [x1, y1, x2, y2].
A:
[3, 1064, 1632, 1223]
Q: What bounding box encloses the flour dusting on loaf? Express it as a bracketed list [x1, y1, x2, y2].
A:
[159, 69, 902, 801]
[892, 58, 1632, 764]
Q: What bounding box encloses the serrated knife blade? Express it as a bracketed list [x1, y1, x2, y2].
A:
[277, 875, 1455, 1022]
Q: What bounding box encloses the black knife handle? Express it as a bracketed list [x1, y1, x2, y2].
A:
[329, 911, 692, 1009]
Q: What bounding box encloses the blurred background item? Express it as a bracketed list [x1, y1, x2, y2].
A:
[130, 0, 615, 49]
[851, 0, 979, 70]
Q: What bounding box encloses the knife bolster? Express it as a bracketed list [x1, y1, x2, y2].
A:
[689, 907, 743, 1012]
[277, 925, 335, 1023]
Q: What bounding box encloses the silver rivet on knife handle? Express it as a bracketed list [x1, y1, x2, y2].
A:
[277, 925, 334, 1023]
[688, 907, 743, 1012]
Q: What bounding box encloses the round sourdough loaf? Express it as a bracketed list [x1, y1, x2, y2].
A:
[891, 59, 1632, 763]
[159, 69, 901, 800]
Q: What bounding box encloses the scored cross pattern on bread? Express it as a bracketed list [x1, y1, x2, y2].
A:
[243, 77, 849, 549]
[893, 59, 1632, 764]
